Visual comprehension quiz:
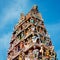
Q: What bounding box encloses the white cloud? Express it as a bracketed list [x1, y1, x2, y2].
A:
[56, 50, 60, 59]
[0, 32, 12, 49]
[45, 22, 60, 34]
[0, 6, 21, 29]
[0, 0, 28, 29]
[0, 32, 12, 60]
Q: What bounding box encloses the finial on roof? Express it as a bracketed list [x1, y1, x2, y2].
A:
[20, 13, 24, 17]
[18, 13, 25, 23]
[31, 5, 38, 13]
[20, 13, 25, 20]
[32, 5, 38, 10]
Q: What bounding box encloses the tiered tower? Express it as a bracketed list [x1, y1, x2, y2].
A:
[7, 5, 57, 60]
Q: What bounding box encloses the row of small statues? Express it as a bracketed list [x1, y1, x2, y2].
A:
[19, 46, 55, 60]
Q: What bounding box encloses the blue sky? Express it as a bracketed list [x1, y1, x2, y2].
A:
[0, 0, 60, 60]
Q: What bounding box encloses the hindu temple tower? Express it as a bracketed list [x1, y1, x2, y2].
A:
[7, 5, 57, 60]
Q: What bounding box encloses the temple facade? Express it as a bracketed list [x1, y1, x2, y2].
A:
[7, 5, 57, 60]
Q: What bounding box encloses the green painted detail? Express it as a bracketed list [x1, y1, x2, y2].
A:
[30, 19, 34, 23]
